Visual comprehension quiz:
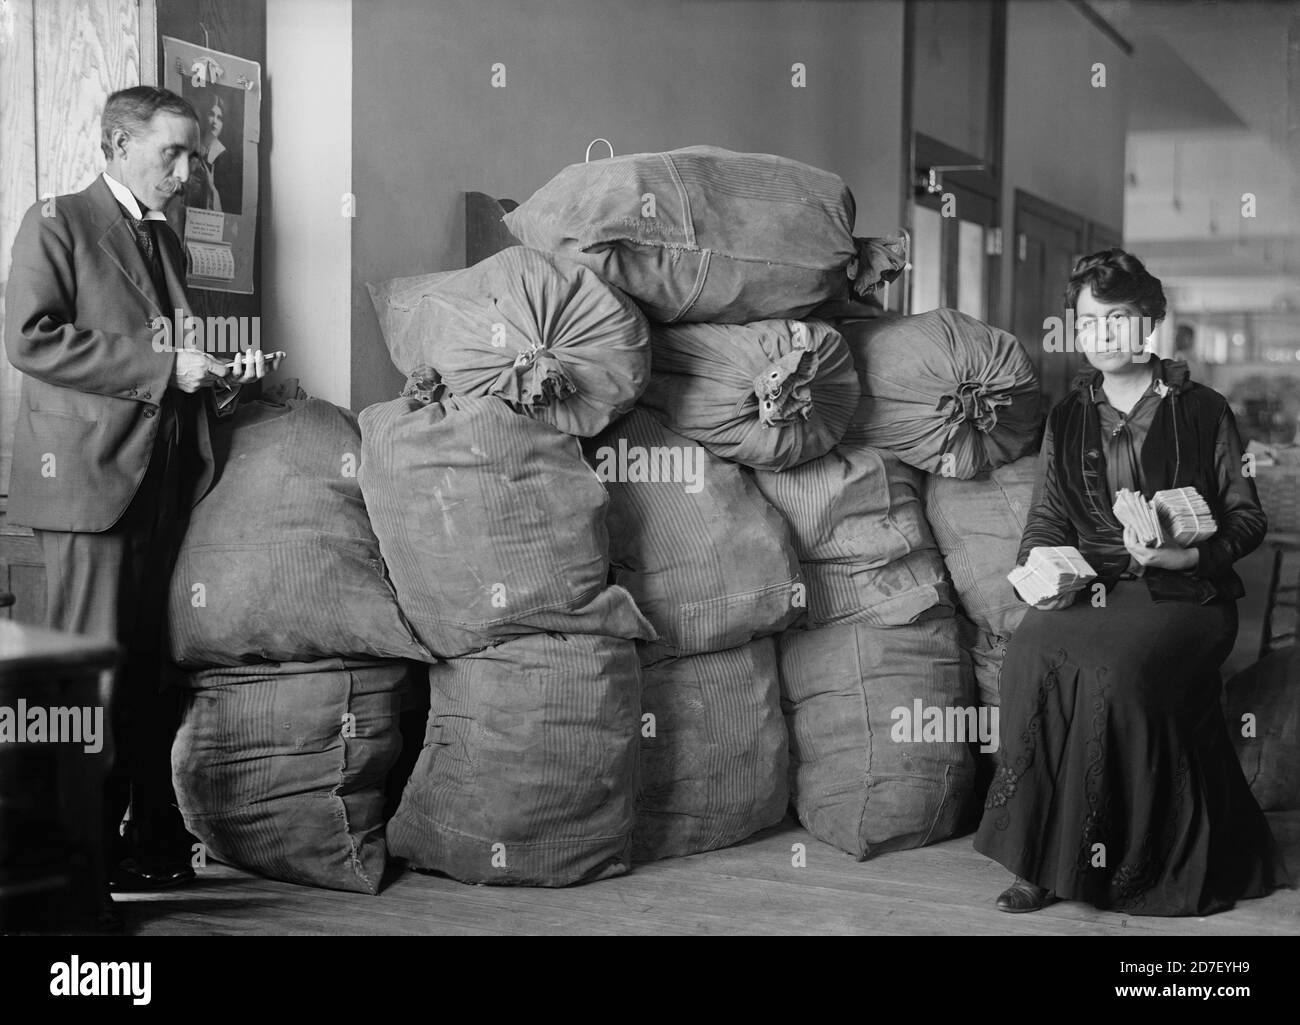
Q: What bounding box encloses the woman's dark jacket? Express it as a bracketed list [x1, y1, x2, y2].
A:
[1017, 357, 1267, 603]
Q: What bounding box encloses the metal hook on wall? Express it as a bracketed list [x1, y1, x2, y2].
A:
[197, 21, 210, 49]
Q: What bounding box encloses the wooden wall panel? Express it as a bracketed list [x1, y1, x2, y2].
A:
[33, 0, 141, 197]
[0, 0, 37, 500]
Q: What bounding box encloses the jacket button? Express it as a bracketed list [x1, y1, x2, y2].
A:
[143, 407, 157, 419]
[129, 387, 138, 397]
[142, 391, 151, 399]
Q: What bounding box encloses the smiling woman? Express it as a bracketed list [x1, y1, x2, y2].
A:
[975, 248, 1292, 916]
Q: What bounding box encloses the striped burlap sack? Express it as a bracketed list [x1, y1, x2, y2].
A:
[585, 408, 802, 654]
[387, 632, 642, 886]
[168, 393, 432, 668]
[638, 318, 860, 471]
[503, 145, 906, 323]
[359, 393, 656, 658]
[172, 658, 414, 894]
[778, 617, 979, 859]
[923, 454, 1037, 639]
[367, 246, 651, 437]
[841, 309, 1041, 479]
[633, 638, 789, 861]
[749, 432, 953, 627]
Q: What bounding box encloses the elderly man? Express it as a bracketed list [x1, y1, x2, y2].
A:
[4, 86, 275, 895]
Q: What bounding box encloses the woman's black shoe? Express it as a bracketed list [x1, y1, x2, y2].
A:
[996, 877, 1055, 913]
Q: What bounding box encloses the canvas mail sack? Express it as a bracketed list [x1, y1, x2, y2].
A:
[359, 393, 655, 657]
[368, 247, 651, 437]
[503, 145, 907, 323]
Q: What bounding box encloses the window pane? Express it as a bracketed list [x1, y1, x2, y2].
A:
[956, 220, 986, 321]
[912, 0, 993, 162]
[911, 204, 943, 314]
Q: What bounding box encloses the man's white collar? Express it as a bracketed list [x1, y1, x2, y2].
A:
[102, 171, 167, 222]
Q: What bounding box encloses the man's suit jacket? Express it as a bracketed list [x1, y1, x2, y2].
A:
[4, 175, 234, 532]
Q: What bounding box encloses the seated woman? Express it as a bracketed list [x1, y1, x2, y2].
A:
[975, 248, 1292, 916]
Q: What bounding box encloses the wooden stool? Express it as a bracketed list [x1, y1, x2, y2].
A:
[0, 620, 117, 934]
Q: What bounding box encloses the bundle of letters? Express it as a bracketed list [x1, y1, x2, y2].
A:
[1006, 546, 1097, 605]
[1113, 486, 1217, 547]
[1152, 487, 1218, 545]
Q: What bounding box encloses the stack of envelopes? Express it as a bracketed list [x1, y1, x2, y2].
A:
[1113, 487, 1165, 546]
[1152, 487, 1218, 546]
[1006, 546, 1097, 605]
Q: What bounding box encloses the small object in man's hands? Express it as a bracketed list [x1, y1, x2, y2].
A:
[224, 350, 286, 371]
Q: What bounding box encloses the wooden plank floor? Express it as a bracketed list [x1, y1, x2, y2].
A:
[114, 810, 1300, 936]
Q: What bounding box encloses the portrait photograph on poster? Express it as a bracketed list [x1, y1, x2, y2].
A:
[161, 36, 261, 294]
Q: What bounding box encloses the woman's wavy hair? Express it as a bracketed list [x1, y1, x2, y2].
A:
[1063, 248, 1167, 325]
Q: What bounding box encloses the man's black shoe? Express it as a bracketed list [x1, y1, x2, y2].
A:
[108, 856, 195, 892]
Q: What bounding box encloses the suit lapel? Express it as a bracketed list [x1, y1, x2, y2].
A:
[98, 217, 166, 320]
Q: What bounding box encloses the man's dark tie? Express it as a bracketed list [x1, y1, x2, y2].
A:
[127, 214, 157, 264]
[118, 206, 170, 312]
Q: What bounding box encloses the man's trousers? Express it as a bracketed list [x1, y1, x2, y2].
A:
[33, 403, 190, 859]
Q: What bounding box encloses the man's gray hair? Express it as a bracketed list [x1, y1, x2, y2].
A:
[100, 86, 199, 159]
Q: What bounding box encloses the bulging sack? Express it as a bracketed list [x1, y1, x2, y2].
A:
[586, 408, 802, 654]
[387, 632, 642, 886]
[503, 145, 906, 323]
[923, 454, 1036, 638]
[750, 437, 952, 626]
[634, 638, 789, 862]
[779, 618, 978, 859]
[842, 309, 1041, 478]
[172, 658, 412, 894]
[367, 246, 651, 437]
[359, 393, 655, 658]
[168, 393, 431, 668]
[639, 318, 860, 471]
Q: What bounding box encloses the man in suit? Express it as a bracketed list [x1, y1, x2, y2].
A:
[4, 86, 275, 896]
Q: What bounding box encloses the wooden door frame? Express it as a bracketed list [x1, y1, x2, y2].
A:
[900, 0, 1007, 319]
[1013, 188, 1089, 310]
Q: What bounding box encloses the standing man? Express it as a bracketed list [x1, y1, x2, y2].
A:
[4, 86, 274, 894]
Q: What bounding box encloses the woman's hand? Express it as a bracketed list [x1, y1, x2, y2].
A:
[1032, 592, 1077, 612]
[1123, 525, 1199, 572]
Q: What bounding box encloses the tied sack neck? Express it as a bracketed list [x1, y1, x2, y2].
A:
[491, 343, 578, 411]
[753, 348, 816, 428]
[936, 376, 1016, 433]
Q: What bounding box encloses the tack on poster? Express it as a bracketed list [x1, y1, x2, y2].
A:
[161, 36, 261, 295]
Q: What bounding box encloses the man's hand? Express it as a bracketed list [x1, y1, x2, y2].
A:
[171, 349, 229, 393]
[1123, 525, 1199, 572]
[225, 349, 282, 386]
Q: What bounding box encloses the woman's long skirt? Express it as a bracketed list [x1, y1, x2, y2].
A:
[973, 581, 1291, 916]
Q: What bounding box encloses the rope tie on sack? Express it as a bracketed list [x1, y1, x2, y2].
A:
[491, 343, 578, 410]
[936, 377, 1014, 433]
[752, 348, 816, 429]
[850, 234, 909, 298]
[402, 365, 448, 406]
